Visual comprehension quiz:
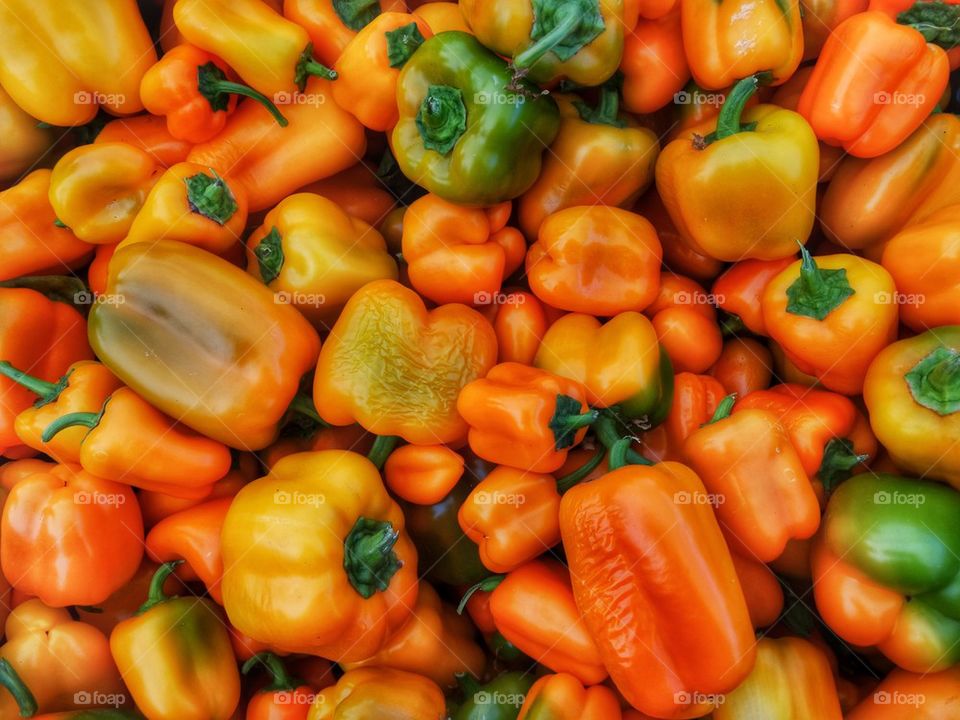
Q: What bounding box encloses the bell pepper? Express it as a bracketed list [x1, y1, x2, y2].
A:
[713, 637, 843, 720]
[458, 466, 561, 573]
[526, 206, 662, 314]
[246, 193, 398, 328]
[414, 2, 471, 32]
[141, 44, 288, 145]
[519, 89, 659, 240]
[243, 652, 315, 720]
[864, 327, 960, 489]
[801, 0, 868, 59]
[636, 191, 724, 282]
[0, 170, 91, 281]
[797, 10, 953, 158]
[713, 257, 794, 335]
[730, 551, 784, 628]
[559, 460, 756, 718]
[300, 162, 397, 228]
[285, 0, 409, 67]
[487, 290, 551, 366]
[111, 562, 241, 720]
[341, 582, 485, 688]
[48, 143, 159, 245]
[221, 450, 418, 660]
[332, 13, 432, 131]
[458, 363, 594, 473]
[307, 668, 445, 720]
[95, 114, 192, 169]
[459, 0, 625, 85]
[314, 279, 497, 445]
[646, 275, 724, 374]
[402, 194, 525, 305]
[72, 559, 164, 638]
[656, 75, 819, 262]
[0, 0, 155, 126]
[640, 372, 725, 462]
[534, 312, 672, 424]
[517, 673, 622, 720]
[89, 240, 320, 450]
[0, 86, 54, 182]
[392, 31, 560, 206]
[384, 444, 464, 505]
[762, 248, 898, 395]
[0, 600, 125, 718]
[452, 672, 535, 720]
[187, 77, 366, 211]
[819, 113, 960, 252]
[685, 400, 820, 561]
[621, 9, 688, 114]
[710, 338, 774, 398]
[846, 666, 960, 719]
[813, 473, 960, 671]
[1, 462, 143, 607]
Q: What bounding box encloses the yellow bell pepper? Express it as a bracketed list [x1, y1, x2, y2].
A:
[0, 86, 54, 182]
[308, 668, 446, 720]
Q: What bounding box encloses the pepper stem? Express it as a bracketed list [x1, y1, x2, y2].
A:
[574, 85, 625, 127]
[416, 85, 467, 155]
[709, 75, 760, 143]
[242, 652, 298, 692]
[367, 435, 399, 469]
[556, 446, 605, 493]
[0, 659, 37, 718]
[513, 7, 582, 69]
[905, 346, 960, 416]
[706, 394, 737, 425]
[343, 517, 402, 598]
[549, 394, 599, 450]
[457, 575, 505, 615]
[287, 393, 326, 425]
[137, 560, 183, 615]
[607, 436, 633, 471]
[197, 62, 288, 127]
[784, 244, 855, 320]
[41, 407, 103, 443]
[593, 413, 652, 466]
[295, 44, 338, 92]
[818, 437, 869, 494]
[0, 361, 64, 404]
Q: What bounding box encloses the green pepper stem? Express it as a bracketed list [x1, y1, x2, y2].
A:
[288, 393, 326, 425]
[41, 409, 101, 443]
[197, 62, 288, 127]
[556, 446, 605, 493]
[343, 517, 402, 598]
[706, 394, 737, 425]
[367, 435, 399, 469]
[242, 652, 298, 692]
[575, 85, 623, 127]
[593, 413, 652, 466]
[607, 436, 633, 471]
[295, 44, 338, 91]
[210, 80, 288, 127]
[905, 346, 960, 416]
[0, 659, 37, 718]
[455, 672, 482, 697]
[457, 575, 505, 615]
[711, 75, 760, 142]
[0, 361, 60, 400]
[513, 7, 581, 69]
[549, 394, 600, 450]
[137, 560, 183, 615]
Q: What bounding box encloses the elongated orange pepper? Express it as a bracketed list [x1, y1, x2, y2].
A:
[95, 114, 193, 169]
[713, 257, 794, 335]
[641, 372, 726, 462]
[285, 0, 409, 67]
[243, 652, 316, 720]
[402, 194, 524, 305]
[413, 2, 471, 32]
[487, 290, 550, 366]
[518, 673, 622, 720]
[710, 338, 773, 397]
[307, 668, 445, 720]
[730, 551, 784, 628]
[621, 9, 689, 114]
[384, 444, 464, 505]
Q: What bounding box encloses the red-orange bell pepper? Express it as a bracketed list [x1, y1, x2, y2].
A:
[284, 0, 409, 67]
[621, 9, 689, 114]
[383, 444, 464, 505]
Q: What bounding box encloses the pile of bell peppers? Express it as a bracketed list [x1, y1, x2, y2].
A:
[1, 0, 960, 718]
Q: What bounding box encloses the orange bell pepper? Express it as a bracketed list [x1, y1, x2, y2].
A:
[526, 206, 662, 315]
[871, 0, 960, 69]
[713, 257, 794, 335]
[384, 444, 464, 505]
[681, 0, 802, 89]
[299, 163, 397, 228]
[95, 114, 193, 169]
[730, 551, 784, 628]
[261, 425, 373, 470]
[710, 338, 774, 397]
[802, 0, 868, 59]
[0, 85, 54, 183]
[315, 280, 497, 445]
[87, 244, 117, 297]
[413, 2, 470, 32]
[652, 305, 724, 375]
[243, 652, 316, 720]
[401, 194, 524, 305]
[517, 673, 622, 720]
[559, 461, 756, 718]
[0, 600, 125, 718]
[332, 13, 432, 130]
[73, 560, 163, 638]
[458, 363, 594, 473]
[797, 10, 951, 158]
[641, 372, 726, 463]
[846, 666, 960, 719]
[487, 289, 550, 366]
[285, 0, 409, 67]
[761, 248, 898, 395]
[621, 9, 689, 114]
[0, 288, 92, 457]
[0, 170, 91, 280]
[1, 463, 142, 607]
[187, 77, 366, 212]
[307, 668, 445, 720]
[635, 192, 724, 282]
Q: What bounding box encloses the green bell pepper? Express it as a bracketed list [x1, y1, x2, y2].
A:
[453, 672, 536, 720]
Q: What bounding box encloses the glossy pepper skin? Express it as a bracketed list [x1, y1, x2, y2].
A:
[813, 474, 960, 671]
[95, 114, 193, 169]
[560, 462, 756, 718]
[0, 0, 155, 126]
[243, 652, 315, 720]
[222, 451, 418, 660]
[518, 90, 660, 240]
[714, 637, 843, 720]
[762, 249, 898, 395]
[657, 76, 818, 262]
[535, 312, 672, 424]
[111, 562, 241, 720]
[621, 9, 689, 114]
[89, 240, 320, 450]
[285, 0, 409, 67]
[392, 31, 560, 206]
[517, 673, 622, 720]
[641, 372, 725, 462]
[315, 280, 497, 445]
[488, 289, 551, 366]
[384, 445, 464, 505]
[0, 170, 91, 280]
[801, 0, 868, 59]
[713, 257, 794, 335]
[682, 0, 801, 89]
[246, 193, 398, 328]
[846, 666, 960, 719]
[460, 0, 625, 86]
[0, 86, 54, 182]
[307, 668, 445, 720]
[526, 206, 662, 314]
[333, 13, 433, 131]
[864, 327, 960, 488]
[402, 194, 525, 306]
[798, 11, 950, 158]
[458, 363, 594, 474]
[0, 600, 125, 718]
[710, 337, 774, 397]
[1, 463, 142, 607]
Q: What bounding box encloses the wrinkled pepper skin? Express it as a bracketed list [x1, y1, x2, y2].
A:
[797, 11, 949, 158]
[526, 206, 662, 315]
[307, 668, 446, 720]
[864, 327, 960, 489]
[0, 86, 54, 182]
[246, 193, 398, 328]
[0, 0, 155, 126]
[0, 170, 91, 280]
[559, 462, 756, 718]
[392, 32, 560, 206]
[846, 666, 960, 719]
[517, 673, 622, 720]
[221, 451, 418, 661]
[713, 637, 843, 720]
[314, 280, 497, 445]
[89, 240, 320, 450]
[535, 312, 672, 423]
[621, 9, 689, 115]
[111, 563, 241, 720]
[813, 474, 960, 671]
[285, 0, 409, 67]
[1, 463, 143, 607]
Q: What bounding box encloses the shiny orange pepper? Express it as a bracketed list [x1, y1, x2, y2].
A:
[384, 444, 464, 505]
[713, 257, 794, 335]
[797, 11, 950, 158]
[1, 463, 143, 607]
[413, 2, 471, 32]
[730, 551, 784, 628]
[301, 162, 396, 228]
[637, 193, 724, 283]
[621, 9, 689, 114]
[307, 667, 445, 720]
[96, 114, 193, 169]
[641, 372, 726, 462]
[285, 0, 409, 67]
[402, 194, 525, 305]
[487, 289, 550, 366]
[458, 363, 594, 474]
[517, 673, 622, 720]
[710, 338, 774, 397]
[652, 305, 723, 374]
[243, 652, 316, 720]
[526, 206, 662, 315]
